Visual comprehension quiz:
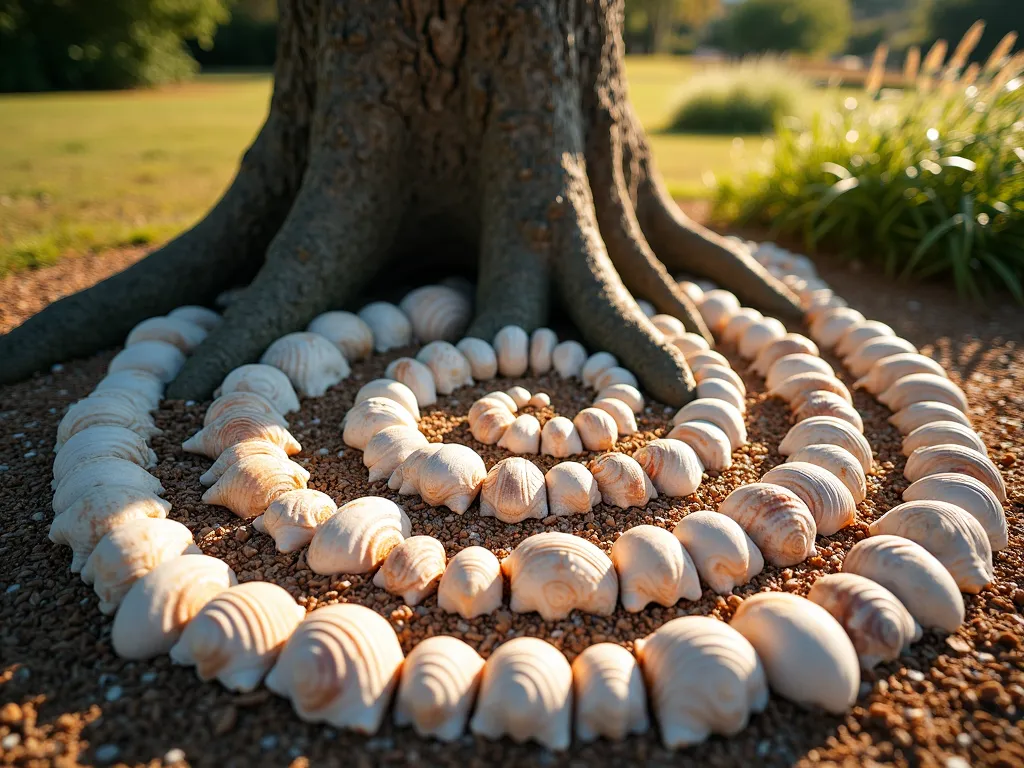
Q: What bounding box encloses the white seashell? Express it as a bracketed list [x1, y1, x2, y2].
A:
[853, 352, 947, 394]
[260, 332, 349, 397]
[108, 340, 185, 382]
[765, 353, 834, 391]
[671, 399, 746, 450]
[199, 439, 303, 488]
[52, 457, 164, 516]
[503, 532, 617, 620]
[307, 497, 411, 574]
[52, 425, 157, 488]
[592, 398, 637, 435]
[737, 317, 786, 359]
[505, 386, 532, 408]
[358, 301, 413, 352]
[455, 337, 498, 380]
[779, 416, 872, 473]
[903, 420, 987, 457]
[363, 425, 429, 483]
[479, 390, 518, 412]
[589, 453, 658, 509]
[497, 414, 542, 454]
[406, 444, 487, 514]
[307, 311, 374, 361]
[111, 554, 236, 659]
[470, 636, 573, 751]
[672, 332, 710, 357]
[878, 373, 968, 414]
[635, 616, 768, 748]
[528, 328, 558, 374]
[809, 308, 866, 350]
[416, 341, 474, 395]
[717, 483, 816, 567]
[721, 307, 763, 345]
[889, 400, 972, 435]
[672, 511, 763, 594]
[204, 391, 287, 428]
[684, 348, 730, 371]
[846, 336, 918, 377]
[761, 462, 856, 536]
[266, 604, 403, 734]
[593, 366, 639, 392]
[834, 320, 895, 358]
[805, 295, 850, 324]
[201, 454, 308, 519]
[842, 535, 964, 632]
[693, 363, 746, 396]
[81, 518, 199, 614]
[493, 325, 529, 377]
[400, 285, 471, 342]
[770, 372, 852, 407]
[903, 473, 1007, 551]
[354, 379, 420, 421]
[695, 378, 746, 413]
[540, 416, 584, 457]
[527, 392, 550, 408]
[342, 396, 419, 450]
[572, 643, 649, 743]
[94, 369, 164, 411]
[437, 546, 503, 618]
[596, 383, 643, 413]
[385, 357, 437, 407]
[469, 402, 515, 444]
[637, 299, 657, 317]
[545, 462, 602, 517]
[651, 314, 686, 338]
[168, 305, 221, 331]
[793, 390, 864, 432]
[611, 525, 701, 611]
[730, 592, 860, 714]
[126, 315, 207, 353]
[786, 444, 867, 503]
[633, 439, 703, 498]
[697, 289, 741, 333]
[904, 444, 1006, 501]
[868, 500, 994, 593]
[254, 489, 337, 553]
[666, 420, 733, 471]
[388, 444, 443, 494]
[395, 635, 484, 741]
[751, 334, 819, 376]
[479, 457, 548, 523]
[677, 280, 704, 302]
[183, 412, 300, 459]
[581, 351, 618, 387]
[552, 340, 588, 379]
[373, 535, 447, 605]
[216, 364, 301, 414]
[573, 407, 619, 451]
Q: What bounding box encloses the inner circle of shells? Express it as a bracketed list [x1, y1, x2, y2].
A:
[47, 242, 1008, 751]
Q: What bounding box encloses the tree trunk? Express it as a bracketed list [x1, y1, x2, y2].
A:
[0, 0, 802, 407]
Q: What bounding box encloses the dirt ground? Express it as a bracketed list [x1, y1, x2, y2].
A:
[0, 239, 1021, 768]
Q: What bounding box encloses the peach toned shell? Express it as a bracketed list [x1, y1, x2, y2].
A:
[81, 518, 199, 614]
[793, 390, 864, 432]
[685, 349, 730, 372]
[388, 444, 444, 495]
[541, 416, 584, 458]
[108, 340, 186, 383]
[582, 352, 618, 387]
[672, 511, 763, 594]
[751, 334, 819, 376]
[878, 373, 968, 414]
[697, 289, 741, 333]
[52, 425, 157, 488]
[529, 327, 558, 375]
[252, 489, 337, 553]
[673, 332, 711, 357]
[416, 341, 474, 395]
[834, 320, 895, 358]
[394, 635, 484, 742]
[385, 357, 437, 407]
[201, 454, 308, 519]
[199, 439, 302, 488]
[805, 294, 849, 324]
[721, 307, 762, 345]
[306, 497, 411, 575]
[672, 399, 746, 450]
[266, 603, 403, 734]
[761, 462, 856, 536]
[693, 363, 746, 396]
[779, 416, 872, 473]
[260, 332, 350, 397]
[56, 395, 160, 450]
[527, 392, 550, 408]
[589, 453, 658, 509]
[846, 336, 918, 377]
[183, 412, 301, 459]
[770, 372, 852, 407]
[479, 457, 548, 523]
[593, 366, 640, 391]
[545, 462, 602, 517]
[470, 636, 573, 751]
[52, 457, 164, 516]
[307, 310, 374, 361]
[611, 525, 701, 611]
[592, 397, 637, 435]
[678, 280, 705, 303]
[362, 425, 429, 483]
[502, 532, 618, 620]
[842, 535, 964, 632]
[731, 592, 860, 714]
[467, 394, 514, 427]
[505, 385, 530, 406]
[572, 643, 649, 743]
[455, 337, 498, 380]
[342, 396, 418, 450]
[889, 400, 972, 435]
[574, 407, 618, 451]
[410, 444, 487, 514]
[400, 284, 471, 343]
[204, 391, 287, 428]
[596, 383, 644, 413]
[373, 535, 447, 605]
[126, 315, 207, 353]
[111, 554, 237, 660]
[695, 378, 746, 413]
[437, 546, 503, 619]
[903, 473, 1007, 551]
[717, 483, 816, 567]
[354, 379, 421, 421]
[902, 421, 987, 457]
[853, 352, 947, 395]
[469, 403, 516, 445]
[94, 369, 164, 411]
[633, 439, 703, 498]
[497, 414, 541, 454]
[904, 444, 1006, 501]
[216, 364, 301, 414]
[168, 304, 221, 331]
[786, 444, 867, 503]
[667, 420, 733, 472]
[552, 340, 588, 379]
[765, 353, 834, 391]
[809, 308, 865, 350]
[358, 301, 413, 352]
[493, 325, 530, 377]
[651, 314, 686, 338]
[737, 317, 786, 359]
[635, 616, 768, 748]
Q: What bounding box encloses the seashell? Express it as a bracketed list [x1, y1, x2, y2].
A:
[807, 573, 921, 670]
[902, 420, 987, 457]
[903, 444, 1006, 501]
[751, 334, 819, 376]
[697, 289, 741, 333]
[505, 386, 532, 408]
[611, 525, 701, 611]
[633, 439, 703, 498]
[307, 311, 374, 361]
[684, 348, 730, 371]
[199, 439, 303, 487]
[108, 340, 186, 382]
[493, 325, 529, 377]
[111, 554, 237, 659]
[805, 296, 851, 324]
[889, 400, 971, 435]
[266, 603, 403, 734]
[761, 462, 856, 536]
[637, 299, 656, 317]
[358, 301, 413, 352]
[666, 420, 733, 471]
[388, 444, 444, 494]
[651, 314, 686, 338]
[529, 328, 558, 375]
[467, 396, 514, 430]
[842, 535, 964, 632]
[385, 357, 437, 407]
[572, 643, 649, 743]
[878, 373, 969, 414]
[596, 383, 643, 413]
[552, 340, 588, 379]
[395, 635, 484, 741]
[469, 403, 515, 445]
[497, 414, 542, 454]
[592, 398, 637, 435]
[416, 341, 474, 395]
[126, 315, 207, 353]
[479, 457, 548, 523]
[216, 364, 301, 414]
[672, 332, 710, 357]
[589, 453, 657, 509]
[868, 500, 994, 592]
[437, 546, 503, 618]
[81, 518, 199, 614]
[809, 308, 866, 350]
[354, 379, 420, 421]
[779, 416, 872, 473]
[204, 391, 287, 428]
[479, 391, 518, 412]
[903, 473, 1007, 551]
[342, 397, 419, 450]
[677, 280, 704, 302]
[693, 364, 746, 396]
[456, 337, 498, 380]
[52, 425, 157, 487]
[503, 532, 617, 620]
[253, 489, 337, 553]
[545, 461, 602, 517]
[52, 457, 164, 515]
[721, 307, 763, 345]
[183, 412, 300, 459]
[834, 320, 895, 358]
[201, 454, 308, 519]
[853, 352, 946, 394]
[737, 317, 787, 359]
[307, 497, 411, 574]
[168, 304, 220, 331]
[765, 353, 834, 391]
[373, 535, 447, 605]
[696, 378, 746, 413]
[528, 393, 551, 409]
[671, 399, 746, 450]
[540, 416, 584, 457]
[573, 407, 619, 451]
[582, 352, 618, 387]
[793, 390, 864, 432]
[846, 336, 918, 377]
[260, 332, 350, 397]
[406, 444, 487, 514]
[469, 636, 573, 750]
[593, 366, 639, 392]
[786, 444, 867, 503]
[730, 592, 860, 714]
[717, 483, 816, 567]
[672, 511, 763, 594]
[363, 425, 429, 483]
[94, 369, 164, 411]
[399, 284, 471, 342]
[635, 616, 768, 748]
[49, 487, 171, 572]
[770, 372, 852, 407]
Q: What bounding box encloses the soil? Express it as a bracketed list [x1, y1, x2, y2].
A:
[0, 240, 1021, 768]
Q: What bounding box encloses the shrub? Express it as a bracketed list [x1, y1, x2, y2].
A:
[725, 0, 851, 57]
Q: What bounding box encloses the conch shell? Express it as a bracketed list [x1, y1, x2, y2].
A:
[903, 444, 1006, 501]
[342, 396, 419, 450]
[672, 399, 746, 450]
[354, 379, 420, 421]
[529, 327, 558, 374]
[52, 457, 163, 516]
[260, 332, 350, 397]
[358, 301, 413, 352]
[902, 420, 987, 456]
[204, 391, 287, 428]
[737, 317, 786, 359]
[809, 308, 865, 350]
[168, 304, 221, 331]
[633, 438, 704, 497]
[667, 420, 733, 471]
[765, 353, 834, 391]
[761, 462, 856, 536]
[362, 425, 429, 483]
[751, 334, 819, 376]
[878, 372, 968, 414]
[399, 444, 487, 514]
[437, 546, 503, 619]
[183, 412, 301, 459]
[385, 357, 437, 407]
[395, 635, 484, 742]
[672, 511, 763, 594]
[199, 439, 302, 487]
[697, 289, 741, 333]
[479, 457, 548, 523]
[497, 414, 541, 454]
[717, 483, 816, 567]
[889, 400, 972, 435]
[593, 366, 640, 391]
[693, 363, 746, 396]
[846, 336, 918, 377]
[721, 307, 762, 345]
[611, 525, 701, 611]
[571, 643, 649, 743]
[201, 454, 309, 519]
[455, 337, 497, 380]
[582, 352, 618, 387]
[307, 497, 411, 574]
[94, 369, 164, 411]
[108, 340, 186, 383]
[399, 284, 471, 342]
[903, 473, 1007, 551]
[540, 416, 584, 457]
[595, 383, 643, 413]
[52, 425, 157, 487]
[834, 320, 895, 358]
[252, 489, 337, 553]
[216, 364, 301, 414]
[126, 315, 207, 353]
[544, 461, 602, 517]
[493, 325, 529, 377]
[307, 310, 374, 361]
[373, 535, 447, 605]
[786, 444, 867, 503]
[592, 397, 637, 435]
[853, 352, 946, 395]
[552, 340, 588, 379]
[573, 407, 619, 451]
[416, 341, 474, 394]
[793, 391, 864, 433]
[589, 453, 657, 509]
[779, 416, 872, 473]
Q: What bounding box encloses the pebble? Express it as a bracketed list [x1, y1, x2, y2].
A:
[163, 748, 187, 764]
[105, 685, 123, 702]
[94, 744, 120, 763]
[259, 735, 278, 751]
[2, 734, 21, 750]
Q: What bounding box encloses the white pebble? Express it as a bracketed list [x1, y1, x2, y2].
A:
[163, 747, 187, 764]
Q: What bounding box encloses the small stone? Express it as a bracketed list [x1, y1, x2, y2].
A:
[95, 744, 120, 764]
[946, 636, 971, 653]
[318, 448, 329, 456]
[6, 584, 19, 594]
[946, 758, 970, 768]
[2, 734, 21, 750]
[105, 685, 123, 702]
[0, 702, 23, 724]
[51, 363, 64, 373]
[259, 735, 278, 751]
[164, 748, 187, 764]
[140, 671, 158, 684]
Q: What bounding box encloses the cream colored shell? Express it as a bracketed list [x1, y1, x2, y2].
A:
[527, 392, 550, 408]
[672, 332, 710, 357]
[697, 289, 741, 333]
[544, 461, 602, 517]
[385, 357, 438, 407]
[846, 336, 918, 377]
[455, 337, 498, 380]
[572, 643, 649, 743]
[52, 457, 164, 516]
[853, 352, 946, 394]
[373, 535, 447, 605]
[834, 320, 894, 358]
[479, 457, 548, 523]
[551, 340, 588, 379]
[307, 497, 411, 575]
[94, 369, 164, 411]
[903, 473, 1007, 550]
[388, 444, 443, 495]
[52, 425, 157, 487]
[809, 308, 865, 350]
[403, 444, 487, 514]
[717, 483, 816, 567]
[793, 391, 864, 432]
[592, 397, 637, 435]
[666, 420, 733, 472]
[573, 407, 619, 451]
[878, 372, 969, 414]
[468, 395, 515, 426]
[529, 327, 558, 374]
[183, 412, 301, 459]
[497, 414, 541, 454]
[779, 416, 872, 473]
[108, 340, 186, 383]
[56, 395, 161, 450]
[342, 396, 419, 450]
[505, 386, 532, 408]
[684, 349, 730, 372]
[611, 525, 701, 611]
[354, 379, 421, 420]
[678, 280, 705, 303]
[540, 416, 584, 457]
[785, 444, 867, 503]
[595, 383, 643, 413]
[765, 353, 834, 391]
[199, 439, 301, 487]
[633, 438, 703, 498]
[672, 511, 763, 594]
[493, 325, 529, 377]
[902, 420, 987, 456]
[761, 462, 856, 536]
[201, 454, 308, 519]
[252, 489, 338, 553]
[216, 363, 301, 414]
[469, 402, 516, 445]
[259, 332, 350, 397]
[593, 366, 640, 392]
[589, 453, 657, 509]
[721, 307, 762, 345]
[903, 444, 1006, 501]
[751, 334, 819, 376]
[693, 363, 746, 396]
[168, 305, 221, 331]
[651, 314, 685, 338]
[770, 372, 852, 407]
[394, 635, 484, 742]
[204, 391, 288, 428]
[696, 378, 746, 414]
[362, 425, 430, 483]
[437, 546, 503, 619]
[581, 352, 618, 387]
[358, 301, 413, 352]
[400, 284, 471, 342]
[671, 399, 746, 450]
[126, 315, 207, 353]
[416, 341, 474, 395]
[307, 310, 374, 361]
[889, 400, 972, 435]
[737, 317, 786, 360]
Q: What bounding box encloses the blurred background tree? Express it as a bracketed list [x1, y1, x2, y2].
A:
[189, 0, 277, 69]
[723, 0, 852, 56]
[918, 0, 1024, 62]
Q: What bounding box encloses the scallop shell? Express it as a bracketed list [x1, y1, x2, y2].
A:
[842, 535, 964, 632]
[183, 412, 301, 459]
[437, 546, 503, 619]
[903, 444, 1006, 501]
[216, 364, 301, 414]
[479, 457, 548, 523]
[666, 420, 733, 471]
[253, 489, 337, 553]
[81, 518, 200, 614]
[672, 511, 763, 594]
[779, 416, 872, 473]
[503, 532, 618, 620]
[111, 554, 237, 659]
[493, 325, 529, 377]
[721, 307, 762, 345]
[307, 311, 374, 361]
[572, 643, 649, 743]
[265, 603, 403, 734]
[611, 525, 701, 611]
[573, 407, 619, 451]
[731, 592, 860, 714]
[416, 341, 474, 395]
[408, 444, 487, 514]
[540, 416, 584, 458]
[834, 320, 895, 358]
[545, 462, 602, 517]
[527, 392, 550, 408]
[204, 391, 287, 428]
[469, 637, 573, 751]
[358, 301, 413, 352]
[592, 398, 638, 435]
[582, 352, 618, 387]
[94, 369, 164, 411]
[737, 317, 787, 359]
[52, 457, 164, 516]
[505, 386, 532, 408]
[455, 338, 498, 380]
[595, 383, 644, 413]
[695, 378, 746, 413]
[633, 439, 703, 498]
[388, 444, 443, 495]
[770, 372, 852, 407]
[201, 454, 309, 519]
[552, 340, 588, 379]
[684, 349, 730, 372]
[902, 421, 987, 456]
[168, 305, 221, 331]
[372, 535, 447, 605]
[354, 379, 421, 421]
[307, 497, 411, 574]
[51, 425, 158, 488]
[889, 400, 972, 435]
[761, 462, 856, 536]
[878, 373, 969, 414]
[108, 340, 186, 382]
[793, 391, 864, 432]
[853, 352, 947, 395]
[496, 414, 541, 454]
[903, 473, 1007, 551]
[717, 483, 816, 567]
[394, 635, 484, 741]
[260, 332, 350, 397]
[385, 357, 438, 407]
[672, 332, 711, 357]
[528, 327, 558, 375]
[751, 334, 819, 376]
[342, 397, 419, 451]
[693, 364, 746, 396]
[809, 308, 866, 350]
[199, 439, 302, 487]
[786, 444, 867, 503]
[846, 336, 918, 377]
[765, 353, 834, 391]
[400, 284, 471, 342]
[469, 402, 516, 444]
[589, 453, 657, 509]
[363, 425, 429, 483]
[126, 315, 207, 353]
[697, 289, 741, 333]
[671, 399, 746, 450]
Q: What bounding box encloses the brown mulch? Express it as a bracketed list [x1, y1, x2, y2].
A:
[0, 245, 1022, 768]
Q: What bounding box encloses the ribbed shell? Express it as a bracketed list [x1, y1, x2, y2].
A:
[572, 643, 649, 743]
[903, 444, 1006, 501]
[455, 338, 498, 380]
[853, 352, 947, 394]
[765, 353, 834, 391]
[199, 439, 301, 487]
[902, 420, 987, 456]
[551, 340, 588, 379]
[216, 364, 301, 414]
[493, 325, 529, 377]
[354, 379, 421, 421]
[545, 462, 602, 517]
[595, 383, 643, 413]
[437, 546, 503, 619]
[684, 349, 730, 372]
[400, 285, 472, 342]
[307, 497, 411, 575]
[717, 483, 816, 567]
[879, 370, 970, 413]
[771, 373, 852, 407]
[94, 369, 164, 411]
[204, 391, 287, 428]
[394, 635, 485, 741]
[672, 511, 763, 594]
[416, 341, 474, 395]
[126, 315, 207, 353]
[611, 525, 701, 612]
[779, 416, 872, 472]
[168, 305, 221, 331]
[540, 416, 584, 458]
[529, 328, 558, 375]
[671, 399, 746, 449]
[592, 398, 638, 435]
[834, 320, 894, 358]
[737, 317, 786, 359]
[183, 412, 301, 459]
[809, 308, 864, 350]
[593, 366, 640, 392]
[721, 307, 762, 345]
[903, 473, 1007, 550]
[342, 397, 419, 450]
[384, 357, 437, 407]
[410, 444, 487, 514]
[793, 391, 864, 432]
[388, 444, 443, 494]
[260, 332, 350, 397]
[696, 378, 746, 413]
[52, 425, 157, 487]
[574, 408, 619, 451]
[469, 403, 516, 445]
[254, 489, 338, 553]
[479, 457, 548, 523]
[697, 289, 741, 333]
[307, 311, 374, 361]
[363, 425, 429, 483]
[785, 444, 867, 503]
[589, 453, 658, 509]
[761, 462, 856, 536]
[55, 395, 160, 451]
[108, 340, 186, 382]
[358, 301, 413, 352]
[468, 395, 515, 426]
[666, 420, 733, 471]
[201, 454, 308, 519]
[751, 334, 819, 376]
[582, 352, 618, 387]
[633, 439, 704, 498]
[693, 364, 746, 396]
[846, 336, 918, 377]
[889, 400, 972, 435]
[497, 414, 542, 454]
[373, 536, 447, 605]
[52, 457, 164, 515]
